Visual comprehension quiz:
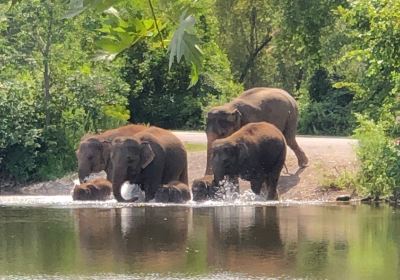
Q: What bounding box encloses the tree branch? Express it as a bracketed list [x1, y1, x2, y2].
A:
[239, 33, 273, 83]
[148, 0, 164, 49]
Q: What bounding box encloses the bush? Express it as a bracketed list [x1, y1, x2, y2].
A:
[299, 68, 355, 136]
[354, 115, 400, 198]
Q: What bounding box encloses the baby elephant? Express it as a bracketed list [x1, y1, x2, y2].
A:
[212, 122, 287, 200]
[72, 178, 112, 201]
[155, 181, 191, 203]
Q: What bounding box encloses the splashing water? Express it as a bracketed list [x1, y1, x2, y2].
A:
[121, 182, 145, 202]
[213, 179, 240, 201]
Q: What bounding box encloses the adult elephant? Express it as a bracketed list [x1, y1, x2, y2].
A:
[76, 124, 146, 183]
[204, 87, 308, 176]
[211, 122, 286, 200]
[110, 127, 188, 202]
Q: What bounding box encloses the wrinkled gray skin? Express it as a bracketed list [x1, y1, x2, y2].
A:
[205, 87, 308, 176]
[211, 122, 287, 200]
[77, 124, 146, 183]
[155, 181, 191, 203]
[111, 127, 188, 202]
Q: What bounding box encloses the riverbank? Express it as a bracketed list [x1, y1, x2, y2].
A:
[0, 134, 359, 201]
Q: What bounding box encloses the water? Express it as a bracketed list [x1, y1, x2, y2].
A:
[0, 196, 399, 279]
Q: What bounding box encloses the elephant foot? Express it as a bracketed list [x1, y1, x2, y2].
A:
[298, 156, 309, 168]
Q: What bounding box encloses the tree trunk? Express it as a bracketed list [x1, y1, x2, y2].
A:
[43, 3, 54, 129]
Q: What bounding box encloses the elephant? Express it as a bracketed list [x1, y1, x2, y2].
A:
[204, 87, 308, 176]
[210, 122, 287, 200]
[154, 181, 191, 203]
[72, 178, 112, 201]
[76, 124, 147, 183]
[110, 126, 188, 202]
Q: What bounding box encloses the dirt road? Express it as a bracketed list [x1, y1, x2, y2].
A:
[174, 131, 359, 201]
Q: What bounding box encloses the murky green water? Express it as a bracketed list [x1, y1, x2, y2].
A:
[0, 197, 399, 279]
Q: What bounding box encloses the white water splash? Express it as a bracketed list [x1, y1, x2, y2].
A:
[213, 179, 240, 201]
[121, 182, 145, 202]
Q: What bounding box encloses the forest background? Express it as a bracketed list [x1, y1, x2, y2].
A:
[0, 0, 399, 198]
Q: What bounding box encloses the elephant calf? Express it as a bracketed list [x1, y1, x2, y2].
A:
[211, 122, 286, 200]
[72, 178, 112, 201]
[155, 181, 191, 203]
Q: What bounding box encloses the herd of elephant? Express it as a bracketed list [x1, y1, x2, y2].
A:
[72, 87, 309, 203]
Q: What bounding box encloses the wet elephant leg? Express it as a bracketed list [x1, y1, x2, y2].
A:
[265, 175, 279, 200]
[250, 178, 263, 195]
[143, 183, 161, 202]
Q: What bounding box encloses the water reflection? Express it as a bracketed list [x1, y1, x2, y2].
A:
[0, 204, 400, 279]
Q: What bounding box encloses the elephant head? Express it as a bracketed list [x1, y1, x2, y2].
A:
[205, 107, 242, 175]
[111, 137, 155, 202]
[211, 140, 248, 183]
[77, 138, 112, 183]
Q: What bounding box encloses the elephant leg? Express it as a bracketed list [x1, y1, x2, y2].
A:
[265, 175, 279, 200]
[283, 109, 308, 168]
[250, 178, 263, 195]
[143, 183, 161, 202]
[284, 125, 308, 168]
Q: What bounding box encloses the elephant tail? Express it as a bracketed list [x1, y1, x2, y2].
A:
[179, 162, 189, 185]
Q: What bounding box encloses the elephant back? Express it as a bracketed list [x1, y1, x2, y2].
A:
[234, 87, 298, 132]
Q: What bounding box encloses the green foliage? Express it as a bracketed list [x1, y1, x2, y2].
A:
[299, 68, 355, 136]
[65, 0, 204, 86]
[336, 0, 400, 121]
[122, 39, 241, 129]
[354, 115, 400, 198]
[0, 1, 129, 181]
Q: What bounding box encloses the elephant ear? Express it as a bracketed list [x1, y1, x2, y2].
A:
[140, 142, 155, 169]
[227, 109, 242, 127]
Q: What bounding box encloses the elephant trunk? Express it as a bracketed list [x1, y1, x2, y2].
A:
[78, 164, 91, 183]
[205, 131, 218, 175]
[112, 168, 127, 202]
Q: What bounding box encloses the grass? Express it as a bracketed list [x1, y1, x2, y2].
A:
[184, 142, 207, 152]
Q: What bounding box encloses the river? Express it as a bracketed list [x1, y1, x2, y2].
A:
[0, 196, 398, 279]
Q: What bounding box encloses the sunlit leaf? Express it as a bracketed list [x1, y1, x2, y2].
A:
[168, 10, 203, 87]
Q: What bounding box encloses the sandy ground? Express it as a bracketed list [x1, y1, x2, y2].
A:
[3, 132, 359, 201]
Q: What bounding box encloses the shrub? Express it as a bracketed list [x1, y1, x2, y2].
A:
[354, 115, 400, 198]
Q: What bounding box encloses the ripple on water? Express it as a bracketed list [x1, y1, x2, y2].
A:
[0, 272, 293, 280]
[0, 194, 333, 209]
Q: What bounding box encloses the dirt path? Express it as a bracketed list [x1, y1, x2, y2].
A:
[11, 132, 359, 201]
[176, 132, 359, 201]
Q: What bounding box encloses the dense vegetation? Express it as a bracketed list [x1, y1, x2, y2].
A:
[0, 0, 398, 198]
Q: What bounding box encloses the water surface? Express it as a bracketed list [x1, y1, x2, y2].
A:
[0, 196, 399, 279]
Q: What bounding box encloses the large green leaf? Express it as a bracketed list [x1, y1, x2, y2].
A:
[168, 11, 203, 87]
